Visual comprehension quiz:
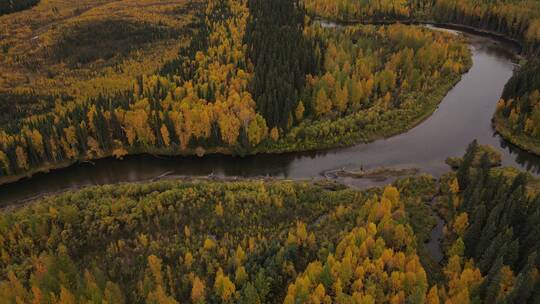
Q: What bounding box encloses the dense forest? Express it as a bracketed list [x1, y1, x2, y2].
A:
[304, 0, 415, 21]
[305, 0, 540, 158]
[4, 0, 540, 303]
[0, 0, 469, 183]
[430, 0, 540, 52]
[437, 141, 540, 303]
[494, 59, 540, 155]
[304, 0, 540, 52]
[245, 0, 319, 129]
[275, 23, 469, 151]
[0, 180, 386, 302]
[1, 145, 539, 303]
[0, 175, 476, 303]
[0, 0, 39, 15]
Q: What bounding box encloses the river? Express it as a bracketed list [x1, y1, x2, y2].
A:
[1, 26, 540, 206]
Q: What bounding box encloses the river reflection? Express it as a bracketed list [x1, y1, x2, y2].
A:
[1, 27, 540, 206]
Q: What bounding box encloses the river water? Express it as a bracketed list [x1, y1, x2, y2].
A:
[1, 28, 540, 206]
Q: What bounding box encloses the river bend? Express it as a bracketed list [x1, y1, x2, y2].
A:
[1, 28, 540, 205]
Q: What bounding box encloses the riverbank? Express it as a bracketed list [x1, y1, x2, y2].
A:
[0, 74, 465, 188]
[314, 16, 523, 54]
[0, 161, 448, 284]
[0, 23, 472, 188]
[0, 145, 233, 189]
[0, 173, 313, 210]
[316, 15, 540, 162]
[260, 66, 470, 153]
[493, 114, 540, 156]
[4, 19, 539, 208]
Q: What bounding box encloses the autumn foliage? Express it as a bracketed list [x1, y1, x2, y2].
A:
[0, 178, 483, 303]
[0, 5, 469, 181]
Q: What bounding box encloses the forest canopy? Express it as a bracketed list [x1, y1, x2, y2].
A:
[0, 0, 470, 184]
[304, 0, 540, 52]
[494, 59, 540, 155]
[1, 145, 540, 303]
[2, 0, 540, 303]
[0, 179, 426, 303]
[304, 0, 540, 151]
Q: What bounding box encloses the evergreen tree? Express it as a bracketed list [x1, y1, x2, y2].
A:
[457, 140, 478, 188]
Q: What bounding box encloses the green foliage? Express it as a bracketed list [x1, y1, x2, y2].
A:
[306, 0, 540, 52]
[448, 141, 540, 303]
[495, 60, 540, 155]
[245, 0, 319, 129]
[503, 60, 540, 101]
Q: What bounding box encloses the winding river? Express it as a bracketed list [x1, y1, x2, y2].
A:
[1, 27, 540, 206]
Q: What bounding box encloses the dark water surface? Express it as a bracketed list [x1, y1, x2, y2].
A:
[2, 29, 540, 205]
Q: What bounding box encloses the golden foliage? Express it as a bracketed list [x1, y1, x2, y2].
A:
[191, 276, 206, 302]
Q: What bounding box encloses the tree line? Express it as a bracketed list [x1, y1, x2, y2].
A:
[441, 141, 540, 303]
[431, 0, 540, 53]
[304, 0, 413, 22]
[304, 0, 540, 52]
[495, 59, 540, 148]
